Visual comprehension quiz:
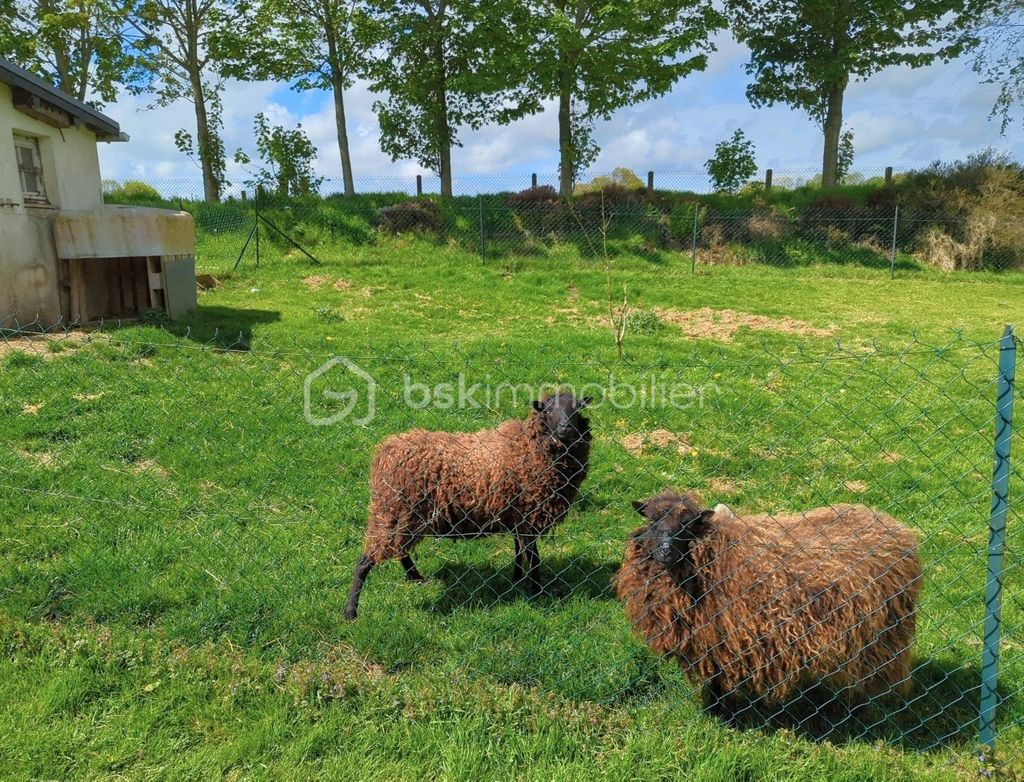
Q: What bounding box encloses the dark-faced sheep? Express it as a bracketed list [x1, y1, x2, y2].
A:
[615, 490, 921, 708]
[345, 392, 592, 619]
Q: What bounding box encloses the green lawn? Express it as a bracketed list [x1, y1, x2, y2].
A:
[1, 234, 1023, 780]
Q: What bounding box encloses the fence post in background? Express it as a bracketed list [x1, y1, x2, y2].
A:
[254, 187, 260, 267]
[885, 166, 894, 186]
[478, 194, 486, 263]
[416, 175, 423, 197]
[764, 169, 773, 194]
[241, 190, 247, 202]
[531, 173, 537, 189]
[647, 170, 654, 191]
[980, 325, 1016, 753]
[690, 205, 699, 273]
[889, 203, 899, 279]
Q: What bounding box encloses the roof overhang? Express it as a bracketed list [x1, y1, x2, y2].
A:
[0, 59, 124, 141]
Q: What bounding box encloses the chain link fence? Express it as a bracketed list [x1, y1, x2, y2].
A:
[100, 170, 1024, 274]
[0, 322, 1021, 771]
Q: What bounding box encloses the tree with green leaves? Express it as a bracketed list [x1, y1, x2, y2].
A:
[363, 0, 531, 197]
[0, 0, 142, 106]
[521, 1, 723, 196]
[234, 112, 324, 196]
[967, 1, 1024, 132]
[706, 129, 757, 193]
[726, 0, 980, 188]
[128, 0, 234, 201]
[223, 0, 368, 196]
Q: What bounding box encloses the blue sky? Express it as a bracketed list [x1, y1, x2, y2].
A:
[96, 31, 1024, 195]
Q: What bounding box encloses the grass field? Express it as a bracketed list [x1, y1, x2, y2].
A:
[2, 233, 1023, 780]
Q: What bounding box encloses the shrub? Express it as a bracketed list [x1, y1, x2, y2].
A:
[506, 185, 560, 205]
[573, 167, 646, 196]
[746, 210, 791, 241]
[919, 166, 1024, 271]
[837, 128, 855, 183]
[705, 130, 757, 194]
[377, 200, 444, 235]
[104, 180, 164, 204]
[626, 310, 666, 335]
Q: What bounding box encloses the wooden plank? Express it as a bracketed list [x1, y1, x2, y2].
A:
[69, 259, 86, 323]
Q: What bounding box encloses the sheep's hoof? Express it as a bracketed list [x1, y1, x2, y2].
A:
[344, 607, 358, 621]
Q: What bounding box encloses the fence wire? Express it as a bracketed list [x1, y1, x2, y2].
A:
[101, 173, 1024, 274]
[0, 323, 1020, 772]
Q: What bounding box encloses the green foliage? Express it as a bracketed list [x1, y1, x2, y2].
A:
[837, 129, 855, 183]
[0, 0, 142, 105]
[217, 0, 370, 194]
[103, 180, 164, 203]
[625, 309, 665, 334]
[705, 130, 758, 193]
[574, 168, 647, 195]
[520, 0, 725, 191]
[726, 0, 982, 185]
[363, 0, 531, 194]
[966, 0, 1024, 132]
[128, 0, 235, 201]
[234, 113, 324, 197]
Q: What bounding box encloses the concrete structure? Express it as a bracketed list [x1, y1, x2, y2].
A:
[0, 59, 196, 326]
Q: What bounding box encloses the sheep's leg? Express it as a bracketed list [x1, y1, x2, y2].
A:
[513, 536, 525, 583]
[344, 554, 375, 621]
[401, 554, 423, 582]
[523, 537, 542, 596]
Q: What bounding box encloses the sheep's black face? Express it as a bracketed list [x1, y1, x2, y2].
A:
[632, 491, 714, 569]
[532, 392, 591, 446]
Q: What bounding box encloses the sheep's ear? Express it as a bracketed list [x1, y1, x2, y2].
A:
[632, 500, 648, 516]
[532, 399, 544, 413]
[692, 509, 716, 535]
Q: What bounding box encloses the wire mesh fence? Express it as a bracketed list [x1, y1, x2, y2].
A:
[100, 171, 1024, 274]
[0, 322, 1021, 771]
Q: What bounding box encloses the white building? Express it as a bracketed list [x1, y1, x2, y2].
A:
[1, 59, 195, 327]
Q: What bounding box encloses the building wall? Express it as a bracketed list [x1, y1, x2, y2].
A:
[0, 81, 107, 325]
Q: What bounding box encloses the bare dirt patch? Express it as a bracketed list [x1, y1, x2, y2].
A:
[621, 429, 694, 457]
[0, 331, 90, 361]
[129, 458, 170, 478]
[844, 480, 869, 493]
[302, 275, 331, 291]
[709, 477, 739, 494]
[656, 307, 833, 342]
[16, 449, 61, 468]
[333, 279, 353, 291]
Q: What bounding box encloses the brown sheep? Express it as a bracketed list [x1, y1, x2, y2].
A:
[345, 392, 591, 619]
[615, 490, 922, 708]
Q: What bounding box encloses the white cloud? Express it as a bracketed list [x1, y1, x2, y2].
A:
[97, 42, 1024, 195]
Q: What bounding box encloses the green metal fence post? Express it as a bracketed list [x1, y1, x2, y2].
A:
[889, 202, 899, 279]
[690, 205, 699, 273]
[478, 194, 486, 263]
[980, 324, 1016, 751]
[254, 187, 261, 267]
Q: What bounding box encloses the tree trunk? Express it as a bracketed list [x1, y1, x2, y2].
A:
[558, 69, 573, 197]
[432, 35, 453, 197]
[558, 88, 573, 197]
[821, 81, 846, 189]
[191, 78, 221, 202]
[326, 31, 355, 197]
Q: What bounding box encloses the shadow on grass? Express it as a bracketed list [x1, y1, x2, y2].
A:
[708, 657, 1003, 751]
[166, 305, 281, 348]
[424, 556, 620, 615]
